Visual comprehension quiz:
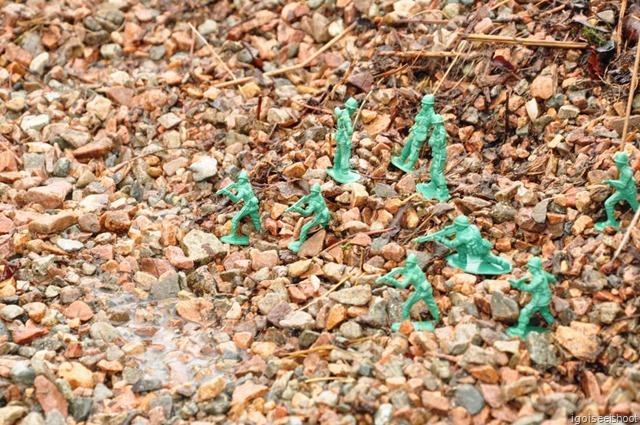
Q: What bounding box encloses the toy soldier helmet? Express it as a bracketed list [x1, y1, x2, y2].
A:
[527, 257, 543, 269]
[614, 152, 629, 165]
[406, 254, 417, 265]
[432, 114, 444, 125]
[311, 183, 322, 194]
[237, 171, 249, 181]
[345, 98, 358, 110]
[421, 94, 435, 105]
[453, 215, 470, 228]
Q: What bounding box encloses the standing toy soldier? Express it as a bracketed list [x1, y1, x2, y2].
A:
[391, 94, 436, 173]
[327, 97, 361, 184]
[414, 215, 512, 275]
[216, 171, 261, 246]
[506, 257, 557, 338]
[416, 114, 450, 201]
[376, 253, 440, 332]
[595, 151, 639, 231]
[286, 183, 331, 253]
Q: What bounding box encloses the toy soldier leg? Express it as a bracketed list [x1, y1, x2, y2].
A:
[339, 143, 351, 172]
[539, 306, 555, 324]
[230, 205, 251, 235]
[299, 216, 323, 245]
[249, 208, 261, 232]
[625, 193, 640, 211]
[402, 291, 422, 320]
[399, 136, 413, 162]
[421, 290, 440, 322]
[604, 192, 624, 222]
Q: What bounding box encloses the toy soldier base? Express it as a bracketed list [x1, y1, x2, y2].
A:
[416, 181, 450, 202]
[326, 167, 360, 184]
[594, 152, 639, 231]
[216, 171, 261, 246]
[376, 254, 440, 332]
[506, 257, 557, 338]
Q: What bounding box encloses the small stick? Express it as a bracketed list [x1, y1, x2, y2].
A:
[620, 27, 640, 150]
[617, 0, 628, 56]
[613, 208, 640, 260]
[297, 272, 363, 312]
[378, 51, 474, 58]
[110, 147, 197, 172]
[189, 23, 237, 82]
[461, 34, 588, 49]
[353, 77, 383, 129]
[433, 40, 467, 94]
[538, 4, 564, 18]
[264, 22, 357, 78]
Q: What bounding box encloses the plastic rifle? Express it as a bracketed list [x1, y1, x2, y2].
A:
[413, 224, 456, 244]
[508, 276, 528, 289]
[286, 196, 308, 214]
[216, 181, 238, 197]
[376, 269, 400, 286]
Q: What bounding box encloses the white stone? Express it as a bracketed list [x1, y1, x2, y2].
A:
[189, 156, 218, 182]
[56, 238, 84, 252]
[20, 114, 50, 132]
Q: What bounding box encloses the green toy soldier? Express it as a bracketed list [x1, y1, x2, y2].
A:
[416, 114, 450, 201]
[376, 253, 440, 332]
[327, 97, 361, 184]
[595, 151, 639, 231]
[414, 215, 512, 275]
[391, 94, 436, 173]
[506, 257, 557, 338]
[286, 183, 331, 253]
[216, 171, 261, 246]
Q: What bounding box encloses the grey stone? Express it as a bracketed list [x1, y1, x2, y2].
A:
[93, 383, 114, 402]
[100, 43, 122, 59]
[181, 229, 226, 261]
[29, 52, 50, 75]
[89, 322, 119, 343]
[573, 266, 606, 292]
[198, 20, 218, 35]
[329, 285, 372, 306]
[0, 406, 27, 425]
[558, 105, 580, 120]
[454, 384, 485, 415]
[595, 302, 621, 324]
[150, 271, 180, 300]
[53, 158, 72, 177]
[0, 305, 24, 320]
[189, 156, 218, 182]
[56, 238, 83, 252]
[490, 291, 520, 322]
[21, 114, 50, 132]
[525, 332, 558, 368]
[133, 377, 163, 393]
[70, 397, 93, 421]
[20, 412, 45, 425]
[299, 330, 320, 349]
[10, 361, 35, 385]
[490, 203, 517, 223]
[45, 409, 66, 425]
[158, 112, 182, 129]
[23, 153, 45, 171]
[279, 311, 314, 330]
[339, 321, 363, 339]
[357, 298, 388, 327]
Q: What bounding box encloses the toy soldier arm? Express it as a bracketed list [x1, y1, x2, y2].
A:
[376, 267, 405, 288]
[508, 276, 530, 290]
[225, 187, 242, 203]
[544, 271, 558, 285]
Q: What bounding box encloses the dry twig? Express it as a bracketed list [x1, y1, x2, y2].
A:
[461, 34, 588, 49]
[189, 23, 237, 82]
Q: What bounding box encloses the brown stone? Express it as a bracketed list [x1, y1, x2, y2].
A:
[326, 304, 347, 330]
[196, 376, 227, 402]
[73, 138, 113, 160]
[231, 382, 268, 406]
[175, 298, 213, 323]
[469, 365, 500, 384]
[0, 214, 15, 234]
[298, 229, 326, 258]
[555, 322, 602, 362]
[164, 246, 194, 269]
[57, 361, 94, 389]
[12, 326, 48, 344]
[78, 213, 101, 233]
[26, 180, 73, 209]
[100, 210, 131, 233]
[35, 375, 68, 415]
[23, 302, 47, 322]
[249, 249, 279, 270]
[28, 211, 78, 234]
[64, 301, 94, 321]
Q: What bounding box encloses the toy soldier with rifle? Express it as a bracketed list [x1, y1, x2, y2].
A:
[376, 253, 440, 332]
[327, 97, 361, 184]
[285, 183, 331, 253]
[506, 257, 557, 338]
[595, 151, 639, 231]
[216, 171, 261, 246]
[391, 94, 436, 173]
[414, 215, 512, 275]
[416, 114, 450, 201]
